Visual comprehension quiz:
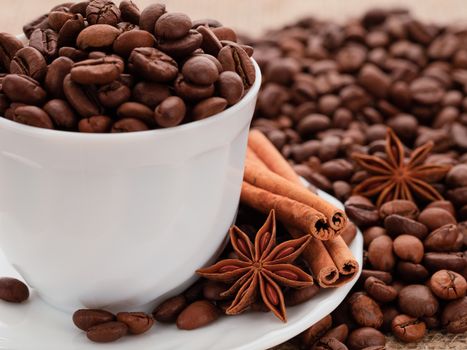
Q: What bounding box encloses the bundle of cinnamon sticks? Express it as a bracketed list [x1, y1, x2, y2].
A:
[241, 130, 359, 288]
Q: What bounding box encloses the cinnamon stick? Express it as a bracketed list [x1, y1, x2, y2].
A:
[324, 236, 359, 277]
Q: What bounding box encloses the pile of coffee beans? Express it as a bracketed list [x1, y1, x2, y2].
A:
[243, 7, 467, 350]
[0, 0, 255, 132]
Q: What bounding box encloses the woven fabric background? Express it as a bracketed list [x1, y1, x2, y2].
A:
[1, 1, 466, 349]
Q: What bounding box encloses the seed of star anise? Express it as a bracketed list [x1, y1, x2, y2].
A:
[197, 210, 313, 322]
[352, 128, 452, 207]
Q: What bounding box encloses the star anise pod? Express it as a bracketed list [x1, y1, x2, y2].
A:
[197, 210, 313, 322]
[352, 128, 452, 207]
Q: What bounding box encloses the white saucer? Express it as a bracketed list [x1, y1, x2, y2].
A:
[0, 190, 362, 350]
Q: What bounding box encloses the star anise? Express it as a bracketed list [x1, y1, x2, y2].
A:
[197, 210, 313, 322]
[352, 128, 452, 207]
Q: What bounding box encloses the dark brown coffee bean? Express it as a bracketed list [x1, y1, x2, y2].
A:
[391, 314, 426, 342]
[176, 300, 220, 330]
[48, 11, 75, 32]
[45, 56, 73, 99]
[363, 227, 386, 248]
[43, 99, 78, 130]
[419, 207, 457, 232]
[383, 214, 428, 240]
[381, 305, 399, 332]
[218, 44, 255, 88]
[117, 102, 154, 127]
[344, 196, 379, 227]
[3, 74, 47, 105]
[139, 3, 166, 33]
[155, 13, 192, 40]
[301, 315, 333, 346]
[97, 80, 131, 108]
[323, 324, 349, 343]
[174, 74, 215, 101]
[63, 74, 102, 118]
[119, 0, 140, 25]
[13, 106, 54, 130]
[23, 14, 49, 39]
[217, 71, 244, 105]
[424, 252, 466, 273]
[116, 312, 153, 335]
[57, 14, 86, 48]
[429, 269, 466, 300]
[113, 30, 156, 58]
[72, 309, 116, 331]
[10, 47, 47, 82]
[129, 47, 178, 82]
[154, 96, 186, 128]
[0, 33, 24, 71]
[86, 321, 128, 343]
[69, 1, 90, 16]
[4, 103, 26, 121]
[71, 56, 123, 85]
[285, 284, 320, 306]
[358, 64, 390, 98]
[192, 97, 228, 121]
[153, 295, 187, 323]
[368, 235, 395, 272]
[410, 77, 444, 105]
[379, 200, 419, 220]
[29, 29, 58, 61]
[298, 114, 332, 136]
[364, 277, 398, 303]
[393, 235, 424, 263]
[202, 281, 229, 301]
[0, 277, 29, 303]
[446, 164, 467, 188]
[397, 261, 429, 283]
[347, 327, 385, 350]
[58, 46, 88, 61]
[349, 293, 383, 328]
[398, 285, 438, 318]
[157, 30, 203, 57]
[76, 24, 120, 51]
[111, 118, 149, 133]
[86, 0, 121, 26]
[321, 159, 354, 181]
[197, 26, 222, 56]
[442, 296, 467, 333]
[79, 115, 112, 133]
[132, 81, 170, 109]
[424, 224, 459, 252]
[182, 56, 219, 86]
[313, 337, 348, 350]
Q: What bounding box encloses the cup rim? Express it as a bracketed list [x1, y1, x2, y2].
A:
[0, 57, 262, 141]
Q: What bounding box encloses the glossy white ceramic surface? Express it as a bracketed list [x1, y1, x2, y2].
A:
[0, 61, 261, 313]
[0, 190, 363, 350]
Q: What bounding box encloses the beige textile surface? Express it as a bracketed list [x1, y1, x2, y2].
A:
[1, 0, 466, 349]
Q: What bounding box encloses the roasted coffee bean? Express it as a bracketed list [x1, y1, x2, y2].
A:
[197, 26, 222, 56]
[323, 324, 349, 343]
[202, 281, 229, 301]
[424, 252, 466, 273]
[73, 309, 116, 331]
[113, 30, 156, 58]
[213, 27, 238, 42]
[129, 47, 178, 82]
[174, 74, 215, 101]
[86, 321, 128, 343]
[43, 99, 78, 130]
[111, 118, 149, 133]
[10, 47, 47, 82]
[285, 284, 320, 306]
[218, 44, 255, 88]
[397, 261, 429, 283]
[391, 314, 426, 343]
[301, 315, 333, 346]
[117, 102, 155, 126]
[29, 29, 58, 61]
[156, 29, 203, 57]
[154, 96, 186, 128]
[0, 277, 29, 303]
[446, 164, 467, 188]
[4, 103, 26, 120]
[182, 56, 219, 86]
[398, 285, 438, 318]
[429, 269, 467, 300]
[378, 200, 419, 220]
[192, 97, 228, 121]
[58, 46, 88, 61]
[410, 77, 444, 105]
[176, 300, 220, 330]
[345, 196, 379, 227]
[0, 33, 24, 71]
[153, 295, 187, 323]
[71, 56, 123, 85]
[360, 270, 393, 285]
[116, 312, 154, 335]
[349, 293, 383, 328]
[97, 80, 131, 108]
[76, 24, 120, 51]
[217, 71, 244, 105]
[155, 13, 192, 40]
[393, 235, 424, 263]
[23, 14, 49, 39]
[3, 74, 47, 105]
[418, 207, 457, 232]
[13, 105, 53, 130]
[347, 327, 385, 350]
[424, 224, 459, 252]
[45, 56, 73, 99]
[57, 14, 86, 48]
[79, 115, 112, 133]
[63, 74, 102, 118]
[358, 64, 390, 98]
[119, 0, 140, 24]
[69, 1, 90, 16]
[132, 81, 170, 109]
[363, 227, 386, 248]
[139, 3, 166, 33]
[383, 214, 428, 240]
[47, 11, 74, 33]
[364, 277, 398, 303]
[313, 337, 348, 350]
[86, 0, 121, 26]
[297, 113, 332, 136]
[442, 296, 467, 333]
[368, 235, 395, 272]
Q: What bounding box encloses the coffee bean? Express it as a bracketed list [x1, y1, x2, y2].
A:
[368, 235, 395, 272]
[69, 1, 90, 16]
[3, 74, 47, 105]
[398, 285, 438, 318]
[285, 284, 320, 306]
[10, 47, 47, 82]
[424, 252, 466, 273]
[364, 277, 398, 303]
[71, 56, 123, 85]
[384, 214, 428, 240]
[360, 270, 393, 285]
[154, 96, 186, 128]
[119, 0, 140, 25]
[324, 324, 349, 343]
[349, 293, 383, 328]
[313, 337, 348, 350]
[192, 97, 227, 121]
[43, 99, 78, 130]
[157, 29, 203, 57]
[182, 56, 219, 86]
[73, 309, 116, 331]
[424, 224, 460, 252]
[418, 207, 457, 232]
[116, 101, 154, 127]
[429, 269, 466, 300]
[363, 227, 386, 248]
[397, 261, 429, 283]
[218, 44, 255, 88]
[29, 29, 58, 61]
[116, 312, 153, 335]
[132, 81, 170, 109]
[347, 327, 385, 350]
[442, 296, 467, 333]
[197, 26, 222, 56]
[129, 47, 178, 82]
[76, 24, 120, 51]
[44, 56, 73, 99]
[301, 315, 333, 346]
[358, 64, 390, 98]
[155, 13, 192, 40]
[393, 235, 424, 263]
[321, 159, 354, 181]
[391, 314, 426, 342]
[57, 14, 86, 48]
[0, 33, 24, 72]
[379, 200, 419, 220]
[446, 164, 467, 188]
[345, 196, 379, 227]
[86, 0, 121, 26]
[410, 77, 444, 105]
[381, 306, 399, 332]
[153, 295, 187, 323]
[113, 30, 156, 58]
[0, 277, 29, 303]
[111, 118, 149, 133]
[63, 74, 102, 118]
[97, 80, 131, 108]
[79, 115, 112, 133]
[58, 46, 88, 61]
[174, 74, 215, 101]
[86, 321, 128, 343]
[47, 11, 74, 33]
[176, 300, 220, 330]
[23, 14, 49, 39]
[13, 105, 53, 129]
[217, 71, 244, 105]
[139, 3, 166, 33]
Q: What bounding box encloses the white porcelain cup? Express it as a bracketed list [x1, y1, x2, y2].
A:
[0, 61, 261, 313]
